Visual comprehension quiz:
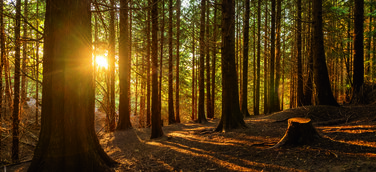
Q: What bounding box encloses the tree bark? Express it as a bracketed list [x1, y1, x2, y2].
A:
[242, 0, 251, 117]
[215, 0, 246, 132]
[254, 0, 261, 116]
[21, 0, 28, 108]
[175, 0, 181, 123]
[168, 0, 175, 125]
[211, 1, 217, 118]
[12, 0, 21, 162]
[269, 0, 276, 112]
[297, 0, 304, 107]
[206, 0, 213, 119]
[312, 0, 339, 106]
[0, 0, 4, 157]
[107, 0, 116, 132]
[147, 0, 152, 127]
[198, 0, 207, 123]
[28, 0, 117, 170]
[274, 0, 281, 111]
[351, 0, 365, 103]
[150, 0, 163, 139]
[117, 0, 132, 130]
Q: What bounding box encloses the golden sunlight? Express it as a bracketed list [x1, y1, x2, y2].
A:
[96, 55, 108, 69]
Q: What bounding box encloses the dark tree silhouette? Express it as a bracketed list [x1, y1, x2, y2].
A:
[176, 0, 181, 123]
[241, 0, 251, 117]
[215, 0, 246, 132]
[28, 0, 117, 170]
[254, 0, 261, 115]
[352, 0, 365, 103]
[150, 0, 164, 139]
[168, 0, 175, 125]
[117, 0, 132, 130]
[312, 0, 339, 106]
[297, 0, 304, 107]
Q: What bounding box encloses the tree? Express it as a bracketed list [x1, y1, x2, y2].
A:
[198, 0, 207, 123]
[168, 0, 175, 125]
[206, 0, 213, 119]
[12, 0, 21, 162]
[241, 0, 251, 117]
[176, 0, 181, 123]
[215, 0, 246, 132]
[269, 0, 276, 112]
[254, 0, 261, 115]
[274, 0, 282, 110]
[28, 0, 117, 170]
[21, 0, 28, 107]
[297, 0, 304, 107]
[117, 0, 132, 130]
[0, 0, 4, 157]
[107, 0, 116, 132]
[312, 0, 339, 106]
[150, 0, 163, 139]
[352, 0, 364, 103]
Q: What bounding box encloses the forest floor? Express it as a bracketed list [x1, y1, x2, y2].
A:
[2, 103, 376, 171]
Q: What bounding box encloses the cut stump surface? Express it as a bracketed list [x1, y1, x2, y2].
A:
[272, 117, 321, 148]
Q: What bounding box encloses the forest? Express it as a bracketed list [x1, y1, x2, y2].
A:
[0, 0, 376, 171]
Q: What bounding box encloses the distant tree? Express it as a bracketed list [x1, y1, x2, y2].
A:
[150, 0, 164, 139]
[215, 0, 246, 132]
[117, 0, 132, 130]
[312, 0, 339, 106]
[351, 0, 364, 103]
[12, 0, 21, 162]
[198, 0, 207, 123]
[241, 0, 251, 117]
[28, 0, 117, 170]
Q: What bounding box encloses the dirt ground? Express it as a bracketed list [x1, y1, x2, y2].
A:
[2, 103, 376, 172]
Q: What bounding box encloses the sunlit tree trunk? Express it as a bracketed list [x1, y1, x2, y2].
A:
[192, 23, 196, 121]
[274, 0, 281, 111]
[147, 0, 151, 127]
[107, 0, 116, 132]
[0, 0, 4, 157]
[28, 0, 117, 170]
[159, 0, 164, 122]
[206, 0, 213, 119]
[35, 0, 40, 126]
[297, 0, 304, 107]
[150, 0, 163, 139]
[211, 1, 217, 118]
[263, 1, 269, 114]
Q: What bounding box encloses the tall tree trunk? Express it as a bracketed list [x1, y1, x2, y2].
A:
[297, 0, 304, 107]
[352, 0, 364, 103]
[28, 0, 117, 170]
[255, 0, 261, 116]
[263, 1, 269, 114]
[12, 0, 21, 162]
[35, 0, 39, 126]
[274, 0, 281, 111]
[206, 0, 213, 119]
[150, 0, 163, 139]
[242, 0, 251, 117]
[107, 0, 116, 132]
[198, 0, 207, 123]
[312, 0, 339, 106]
[0, 0, 4, 157]
[303, 0, 313, 106]
[192, 23, 196, 121]
[21, 0, 28, 109]
[175, 0, 181, 123]
[117, 0, 132, 130]
[269, 0, 276, 112]
[211, 1, 217, 117]
[159, 0, 164, 123]
[146, 0, 151, 127]
[215, 0, 246, 132]
[168, 0, 175, 124]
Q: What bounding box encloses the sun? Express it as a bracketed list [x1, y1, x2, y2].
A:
[96, 55, 108, 69]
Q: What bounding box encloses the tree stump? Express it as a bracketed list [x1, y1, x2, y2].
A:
[271, 118, 321, 148]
